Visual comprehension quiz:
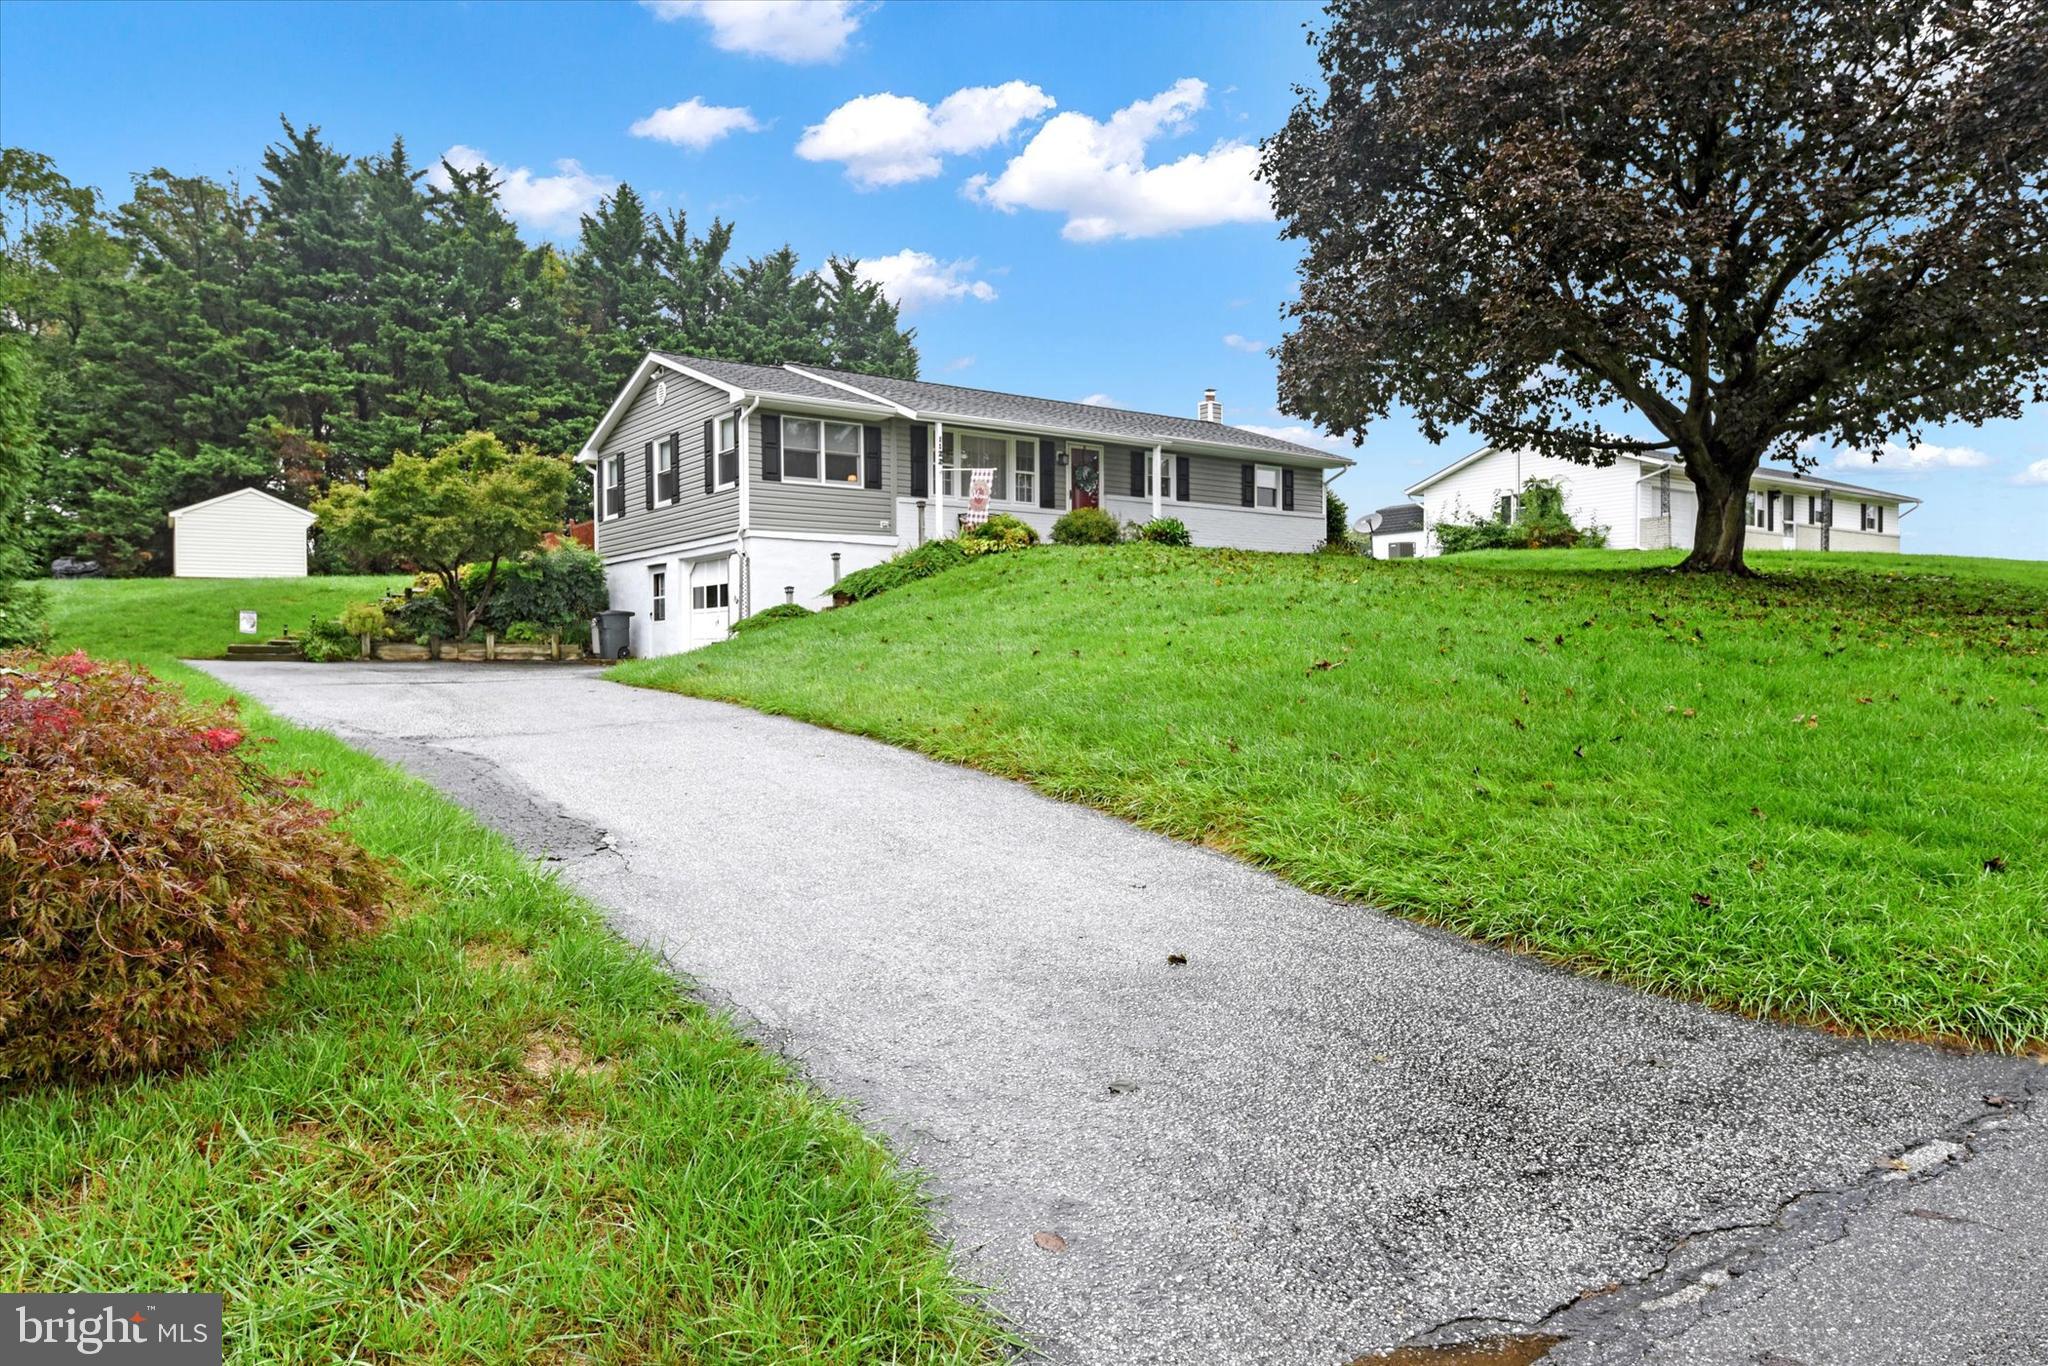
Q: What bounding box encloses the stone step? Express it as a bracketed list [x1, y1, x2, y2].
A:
[224, 643, 301, 659]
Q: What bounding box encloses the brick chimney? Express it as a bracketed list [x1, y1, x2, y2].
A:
[1198, 388, 1222, 422]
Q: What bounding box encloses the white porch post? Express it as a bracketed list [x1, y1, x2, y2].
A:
[1152, 443, 1163, 520]
[933, 419, 946, 539]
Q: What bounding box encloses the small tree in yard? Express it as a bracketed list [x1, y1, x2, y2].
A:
[1263, 1, 2048, 573]
[314, 432, 570, 638]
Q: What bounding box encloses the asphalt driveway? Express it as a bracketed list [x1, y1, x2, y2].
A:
[200, 661, 2044, 1365]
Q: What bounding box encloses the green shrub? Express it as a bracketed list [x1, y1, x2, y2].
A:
[338, 601, 388, 639]
[1433, 478, 1609, 553]
[0, 652, 396, 1082]
[1324, 488, 1350, 548]
[0, 579, 50, 650]
[1135, 517, 1192, 547]
[478, 545, 609, 635]
[502, 621, 551, 643]
[393, 586, 454, 642]
[1052, 506, 1120, 545]
[731, 603, 815, 633]
[301, 616, 362, 662]
[960, 514, 1038, 557]
[833, 539, 968, 602]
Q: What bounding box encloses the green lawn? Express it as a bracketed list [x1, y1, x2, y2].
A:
[43, 574, 408, 659]
[7, 580, 1004, 1364]
[613, 546, 2048, 1051]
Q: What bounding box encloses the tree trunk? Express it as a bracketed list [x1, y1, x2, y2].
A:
[1677, 461, 1754, 574]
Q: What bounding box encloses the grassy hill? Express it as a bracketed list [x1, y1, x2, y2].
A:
[613, 547, 2048, 1051]
[45, 574, 408, 664]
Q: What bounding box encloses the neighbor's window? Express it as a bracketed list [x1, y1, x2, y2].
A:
[782, 417, 821, 481]
[959, 433, 1009, 499]
[1861, 502, 1882, 532]
[603, 454, 625, 519]
[1493, 491, 1517, 523]
[716, 415, 738, 489]
[1257, 465, 1281, 509]
[656, 438, 678, 504]
[650, 567, 667, 622]
[1013, 438, 1035, 504]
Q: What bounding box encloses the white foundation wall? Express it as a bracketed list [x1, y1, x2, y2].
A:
[745, 534, 896, 615]
[603, 542, 741, 659]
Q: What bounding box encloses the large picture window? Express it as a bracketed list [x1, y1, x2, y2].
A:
[958, 433, 1009, 500]
[780, 417, 862, 485]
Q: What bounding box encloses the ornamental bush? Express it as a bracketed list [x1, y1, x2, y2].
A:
[833, 539, 968, 602]
[731, 603, 814, 633]
[301, 616, 361, 662]
[0, 652, 396, 1083]
[960, 513, 1038, 556]
[338, 601, 389, 639]
[1135, 517, 1192, 547]
[479, 546, 609, 636]
[1051, 506, 1120, 545]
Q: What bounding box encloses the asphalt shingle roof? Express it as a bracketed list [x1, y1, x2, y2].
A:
[657, 352, 1349, 464]
[1372, 503, 1425, 535]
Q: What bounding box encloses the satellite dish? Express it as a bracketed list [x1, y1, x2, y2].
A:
[1355, 512, 1383, 535]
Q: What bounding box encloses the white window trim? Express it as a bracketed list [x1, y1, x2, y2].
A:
[779, 414, 865, 488]
[716, 415, 739, 493]
[945, 427, 1041, 506]
[602, 453, 627, 521]
[655, 438, 679, 507]
[1142, 456, 1173, 501]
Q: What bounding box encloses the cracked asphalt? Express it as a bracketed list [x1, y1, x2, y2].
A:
[200, 662, 2046, 1366]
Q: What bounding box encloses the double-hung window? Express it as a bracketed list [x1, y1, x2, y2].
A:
[781, 416, 861, 484]
[716, 415, 738, 490]
[655, 438, 678, 505]
[1012, 439, 1035, 504]
[1861, 502, 1883, 532]
[602, 453, 626, 520]
[1143, 456, 1172, 500]
[1257, 465, 1282, 509]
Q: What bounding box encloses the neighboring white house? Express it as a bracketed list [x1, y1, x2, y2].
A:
[1403, 447, 1918, 556]
[167, 487, 316, 578]
[576, 353, 1352, 658]
[1358, 503, 1426, 559]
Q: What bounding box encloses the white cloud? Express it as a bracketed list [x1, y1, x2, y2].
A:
[847, 250, 998, 310]
[1223, 333, 1266, 354]
[629, 97, 762, 150]
[430, 145, 615, 232]
[1236, 423, 1351, 453]
[643, 0, 860, 64]
[966, 78, 1272, 241]
[943, 355, 976, 373]
[2014, 458, 2048, 486]
[1825, 440, 1993, 475]
[797, 82, 1055, 188]
[1079, 393, 1117, 407]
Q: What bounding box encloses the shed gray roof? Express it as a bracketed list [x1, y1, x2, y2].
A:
[1371, 503, 1425, 535]
[654, 352, 1350, 465]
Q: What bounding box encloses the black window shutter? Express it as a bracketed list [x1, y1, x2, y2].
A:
[1240, 463, 1255, 507]
[1282, 468, 1296, 511]
[643, 442, 654, 510]
[1038, 440, 1055, 509]
[863, 424, 882, 489]
[1129, 450, 1145, 497]
[760, 412, 781, 481]
[1175, 455, 1191, 502]
[668, 430, 680, 502]
[702, 419, 714, 495]
[909, 424, 929, 497]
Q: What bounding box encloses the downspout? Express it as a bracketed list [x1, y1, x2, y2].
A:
[736, 394, 759, 618]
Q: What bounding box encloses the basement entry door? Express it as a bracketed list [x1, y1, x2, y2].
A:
[689, 557, 732, 649]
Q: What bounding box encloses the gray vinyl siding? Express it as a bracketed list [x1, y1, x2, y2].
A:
[1181, 451, 1324, 517]
[750, 410, 900, 537]
[593, 372, 738, 558]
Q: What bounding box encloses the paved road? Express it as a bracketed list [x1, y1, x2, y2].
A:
[201, 662, 2044, 1365]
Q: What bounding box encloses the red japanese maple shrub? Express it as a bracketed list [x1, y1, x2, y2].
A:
[0, 652, 396, 1083]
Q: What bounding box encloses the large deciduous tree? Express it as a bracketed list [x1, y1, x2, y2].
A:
[312, 432, 569, 639]
[1263, 0, 2048, 572]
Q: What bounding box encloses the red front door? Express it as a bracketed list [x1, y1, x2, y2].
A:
[1070, 446, 1101, 508]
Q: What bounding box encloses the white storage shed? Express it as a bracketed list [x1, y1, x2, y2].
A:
[168, 487, 316, 578]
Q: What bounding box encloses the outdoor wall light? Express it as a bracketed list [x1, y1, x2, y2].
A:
[1057, 452, 1069, 466]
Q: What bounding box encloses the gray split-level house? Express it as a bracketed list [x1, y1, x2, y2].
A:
[576, 353, 1352, 658]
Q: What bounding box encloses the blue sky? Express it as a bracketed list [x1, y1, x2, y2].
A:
[4, 0, 2042, 557]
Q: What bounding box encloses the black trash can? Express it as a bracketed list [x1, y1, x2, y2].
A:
[591, 609, 635, 660]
